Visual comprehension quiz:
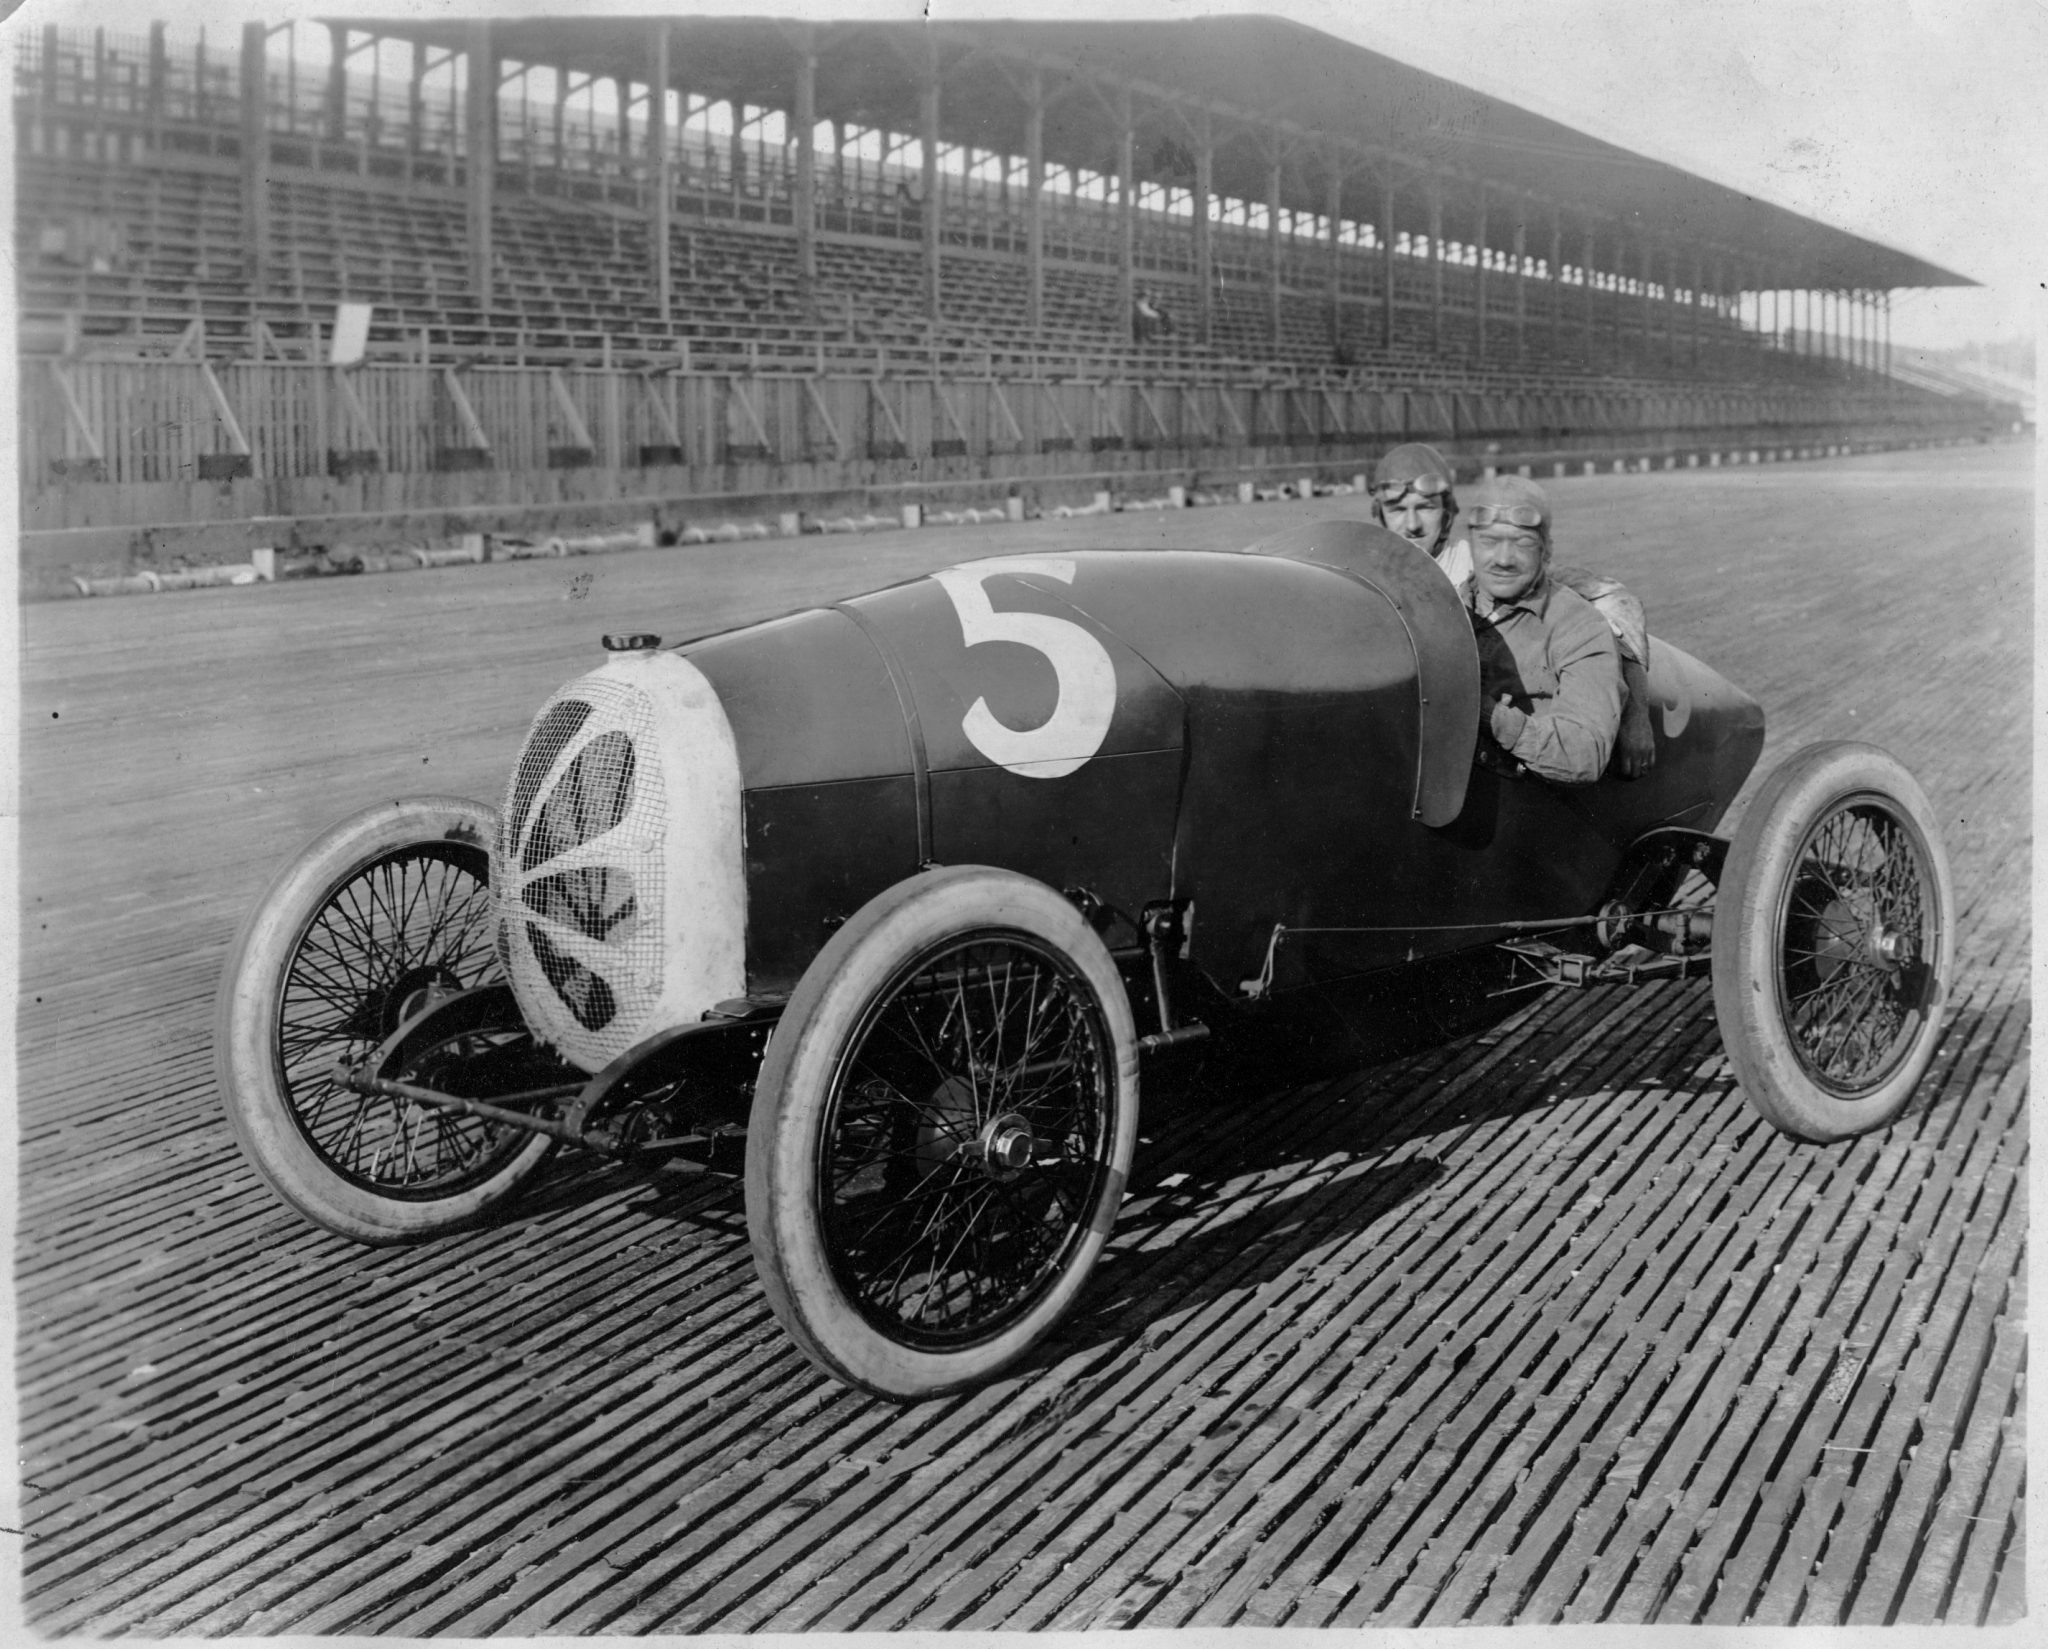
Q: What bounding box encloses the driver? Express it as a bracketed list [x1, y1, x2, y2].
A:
[1370, 443, 1655, 777]
[1464, 476, 1620, 786]
[1370, 442, 1463, 567]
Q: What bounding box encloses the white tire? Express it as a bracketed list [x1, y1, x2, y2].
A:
[746, 866, 1139, 1398]
[215, 797, 556, 1242]
[1712, 743, 1954, 1141]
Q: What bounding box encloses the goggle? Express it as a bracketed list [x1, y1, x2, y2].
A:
[1374, 479, 1450, 505]
[1467, 502, 1546, 530]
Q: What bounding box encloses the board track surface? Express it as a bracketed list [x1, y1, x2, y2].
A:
[17, 444, 2029, 1632]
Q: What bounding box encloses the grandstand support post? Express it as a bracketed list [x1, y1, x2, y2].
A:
[1548, 207, 1561, 356]
[793, 33, 816, 317]
[465, 22, 496, 312]
[40, 23, 57, 131]
[1024, 70, 1044, 335]
[1612, 236, 1627, 359]
[1267, 150, 1284, 353]
[1324, 150, 1343, 360]
[1582, 222, 1595, 366]
[552, 74, 567, 179]
[1117, 89, 1135, 343]
[1638, 239, 1652, 361]
[326, 24, 348, 146]
[1720, 257, 1734, 359]
[1691, 248, 1704, 367]
[408, 40, 425, 185]
[650, 23, 673, 326]
[1883, 289, 1891, 379]
[1665, 245, 1678, 368]
[147, 22, 166, 145]
[239, 24, 269, 290]
[1194, 112, 1213, 347]
[922, 46, 942, 323]
[1474, 183, 1488, 365]
[1379, 170, 1395, 351]
[1512, 210, 1526, 365]
[1428, 184, 1443, 355]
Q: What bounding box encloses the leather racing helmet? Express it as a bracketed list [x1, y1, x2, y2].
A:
[1370, 443, 1459, 553]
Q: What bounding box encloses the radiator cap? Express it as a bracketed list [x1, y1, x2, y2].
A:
[601, 633, 662, 652]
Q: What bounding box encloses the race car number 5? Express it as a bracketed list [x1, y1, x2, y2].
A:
[932, 558, 1117, 780]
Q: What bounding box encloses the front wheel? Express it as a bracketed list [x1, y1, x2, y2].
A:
[1712, 743, 1953, 1141]
[746, 867, 1139, 1399]
[214, 797, 558, 1242]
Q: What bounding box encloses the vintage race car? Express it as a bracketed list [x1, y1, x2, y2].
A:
[217, 519, 1953, 1398]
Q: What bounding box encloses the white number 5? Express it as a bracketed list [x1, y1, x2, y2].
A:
[930, 557, 1118, 779]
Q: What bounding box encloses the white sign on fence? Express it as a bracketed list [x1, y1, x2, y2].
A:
[330, 303, 374, 367]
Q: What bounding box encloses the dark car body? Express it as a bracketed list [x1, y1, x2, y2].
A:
[497, 518, 1764, 1074]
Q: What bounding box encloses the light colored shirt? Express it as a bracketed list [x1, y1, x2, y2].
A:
[1467, 572, 1620, 784]
[1436, 536, 1647, 667]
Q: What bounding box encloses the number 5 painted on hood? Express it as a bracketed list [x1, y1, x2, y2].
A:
[931, 557, 1118, 779]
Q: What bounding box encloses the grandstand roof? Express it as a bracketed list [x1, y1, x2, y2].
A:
[335, 13, 1972, 290]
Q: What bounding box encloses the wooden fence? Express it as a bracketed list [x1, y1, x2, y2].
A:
[22, 356, 1965, 503]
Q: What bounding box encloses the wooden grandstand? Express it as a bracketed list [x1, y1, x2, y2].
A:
[11, 15, 2009, 555]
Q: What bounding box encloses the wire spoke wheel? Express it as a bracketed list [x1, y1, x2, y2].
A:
[748, 866, 1139, 1399]
[1712, 744, 1952, 1142]
[278, 843, 533, 1197]
[821, 934, 1114, 1350]
[217, 798, 557, 1242]
[1776, 801, 1936, 1094]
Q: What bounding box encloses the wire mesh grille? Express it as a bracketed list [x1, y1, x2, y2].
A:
[498, 675, 669, 1067]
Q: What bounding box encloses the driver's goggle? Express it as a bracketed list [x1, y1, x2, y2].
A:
[1374, 480, 1449, 506]
[1467, 503, 1545, 529]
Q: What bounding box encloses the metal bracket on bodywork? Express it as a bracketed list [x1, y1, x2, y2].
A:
[1602, 826, 1727, 898]
[1594, 826, 1727, 953]
[1138, 902, 1210, 1055]
[563, 1007, 780, 1141]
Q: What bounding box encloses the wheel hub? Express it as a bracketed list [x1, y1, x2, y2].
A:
[975, 1113, 1037, 1181]
[1869, 922, 1915, 968]
[917, 1077, 1038, 1182]
[1809, 894, 1871, 980]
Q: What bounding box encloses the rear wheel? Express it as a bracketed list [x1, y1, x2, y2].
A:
[215, 797, 558, 1241]
[1712, 743, 1953, 1141]
[746, 867, 1139, 1398]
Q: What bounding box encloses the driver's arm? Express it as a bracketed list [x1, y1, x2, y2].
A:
[1486, 600, 1621, 784]
[1551, 564, 1654, 778]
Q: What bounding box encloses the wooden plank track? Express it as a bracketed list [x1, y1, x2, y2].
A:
[17, 443, 2029, 1631]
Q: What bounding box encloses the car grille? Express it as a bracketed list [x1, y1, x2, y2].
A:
[498, 673, 668, 1067]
